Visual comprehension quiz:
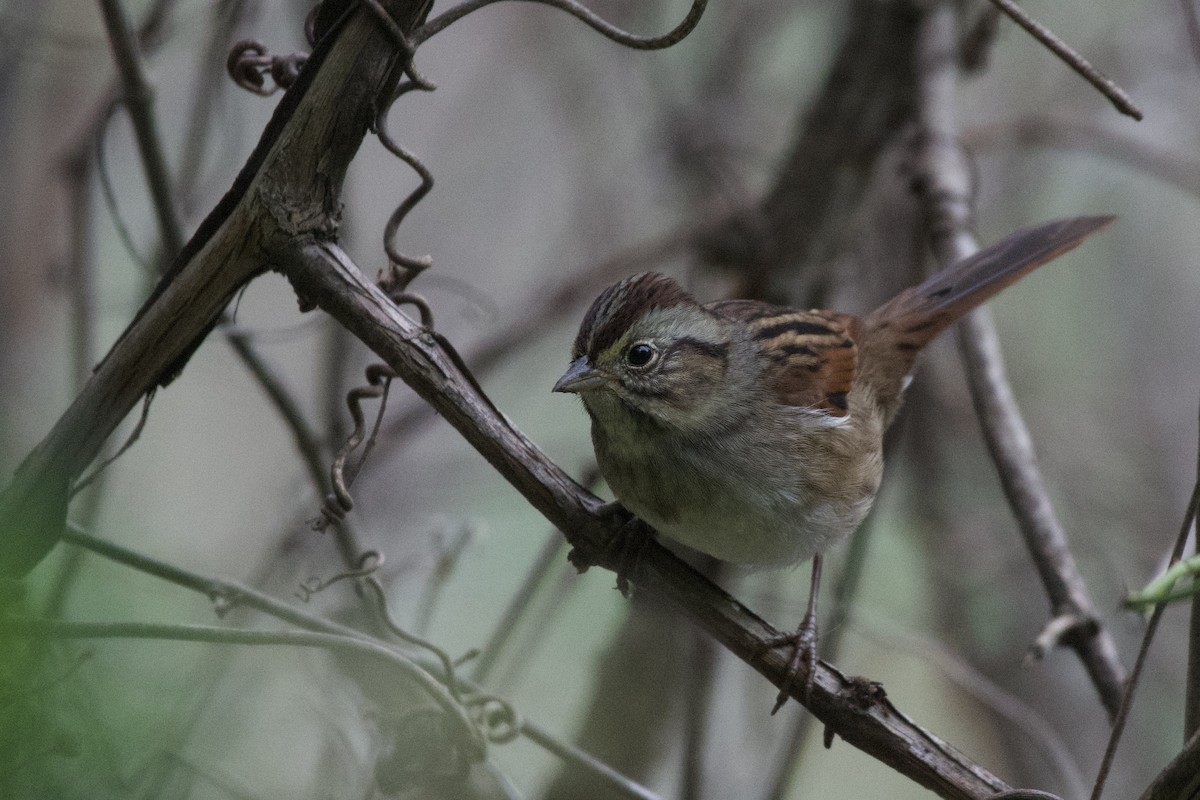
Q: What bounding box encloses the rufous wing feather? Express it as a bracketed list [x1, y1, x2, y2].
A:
[860, 215, 1115, 414]
[708, 300, 861, 417]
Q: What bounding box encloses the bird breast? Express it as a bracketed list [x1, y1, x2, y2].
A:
[589, 402, 882, 567]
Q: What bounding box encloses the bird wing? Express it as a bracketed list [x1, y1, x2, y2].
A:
[707, 299, 861, 417]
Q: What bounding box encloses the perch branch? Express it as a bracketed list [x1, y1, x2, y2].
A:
[3, 0, 1063, 793]
[278, 237, 1015, 800]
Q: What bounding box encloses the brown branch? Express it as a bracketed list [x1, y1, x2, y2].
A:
[2, 1, 1089, 794]
[984, 0, 1142, 120]
[704, 0, 923, 301]
[92, 0, 364, 562]
[97, 0, 187, 257]
[0, 0, 434, 576]
[278, 237, 1014, 800]
[378, 221, 702, 446]
[1138, 727, 1200, 800]
[1189, 568, 1200, 740]
[912, 1, 1126, 719]
[1093, 403, 1200, 800]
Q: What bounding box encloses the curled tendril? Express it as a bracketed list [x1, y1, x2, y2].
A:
[465, 695, 522, 744]
[313, 364, 397, 531]
[227, 39, 308, 96]
[295, 550, 384, 601]
[413, 0, 709, 49]
[359, 575, 469, 702]
[360, 0, 438, 297]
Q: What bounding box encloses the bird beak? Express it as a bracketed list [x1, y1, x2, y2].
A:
[553, 356, 608, 393]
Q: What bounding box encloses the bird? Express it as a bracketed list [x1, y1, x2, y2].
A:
[552, 215, 1113, 711]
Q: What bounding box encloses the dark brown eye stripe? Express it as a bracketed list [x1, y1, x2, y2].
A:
[674, 337, 728, 361]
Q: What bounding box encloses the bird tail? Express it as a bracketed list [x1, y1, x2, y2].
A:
[860, 215, 1115, 415]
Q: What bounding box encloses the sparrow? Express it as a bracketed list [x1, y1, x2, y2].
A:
[554, 216, 1113, 710]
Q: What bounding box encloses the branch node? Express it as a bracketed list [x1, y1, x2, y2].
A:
[227, 40, 308, 95]
[1025, 611, 1097, 665]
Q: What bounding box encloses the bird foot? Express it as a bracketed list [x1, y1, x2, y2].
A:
[567, 503, 648, 598]
[758, 610, 819, 714]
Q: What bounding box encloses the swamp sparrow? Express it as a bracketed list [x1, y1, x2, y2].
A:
[554, 216, 1112, 710]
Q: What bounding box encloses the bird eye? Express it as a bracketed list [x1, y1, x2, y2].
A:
[626, 342, 654, 367]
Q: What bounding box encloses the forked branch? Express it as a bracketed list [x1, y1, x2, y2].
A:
[278, 237, 1014, 800]
[912, 1, 1126, 718]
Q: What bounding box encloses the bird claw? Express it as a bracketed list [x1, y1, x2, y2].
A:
[568, 503, 647, 598]
[758, 610, 819, 714]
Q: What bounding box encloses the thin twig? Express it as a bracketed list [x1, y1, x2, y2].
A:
[58, 524, 661, 800]
[95, 0, 364, 565]
[284, 237, 1019, 800]
[914, 0, 1126, 719]
[72, 390, 156, 495]
[1090, 400, 1200, 800]
[97, 0, 186, 258]
[470, 530, 567, 684]
[1185, 567, 1200, 740]
[414, 0, 708, 49]
[521, 721, 662, 800]
[984, 0, 1142, 120]
[0, 615, 487, 758]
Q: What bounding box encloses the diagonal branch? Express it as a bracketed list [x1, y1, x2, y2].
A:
[278, 237, 1014, 800]
[984, 0, 1142, 120]
[912, 1, 1126, 719]
[55, 523, 661, 800]
[0, 0, 434, 576]
[1, 0, 1089, 794]
[97, 0, 186, 258]
[95, 0, 363, 564]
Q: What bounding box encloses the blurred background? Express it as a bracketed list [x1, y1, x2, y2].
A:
[1, 0, 1197, 798]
